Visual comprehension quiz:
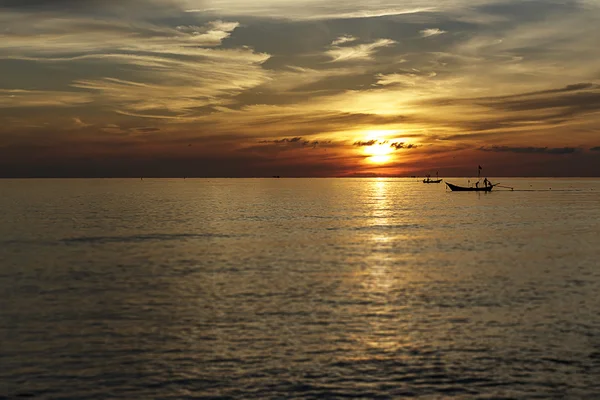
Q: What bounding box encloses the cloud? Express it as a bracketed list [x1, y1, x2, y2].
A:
[326, 38, 396, 62]
[376, 72, 436, 87]
[135, 126, 161, 133]
[421, 83, 600, 135]
[479, 145, 579, 155]
[70, 53, 269, 117]
[390, 142, 418, 150]
[0, 16, 270, 118]
[184, 2, 435, 20]
[352, 139, 418, 150]
[0, 89, 92, 107]
[73, 117, 91, 128]
[175, 20, 240, 46]
[0, 17, 242, 55]
[353, 139, 386, 147]
[331, 35, 357, 46]
[0, 0, 182, 16]
[420, 28, 447, 37]
[257, 136, 330, 149]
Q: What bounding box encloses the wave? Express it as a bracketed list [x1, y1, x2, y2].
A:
[1, 233, 233, 246]
[61, 233, 233, 244]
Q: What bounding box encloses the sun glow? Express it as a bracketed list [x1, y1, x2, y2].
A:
[368, 154, 392, 164]
[364, 141, 394, 164]
[354, 129, 415, 164]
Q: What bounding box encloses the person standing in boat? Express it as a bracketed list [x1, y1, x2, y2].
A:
[483, 177, 491, 188]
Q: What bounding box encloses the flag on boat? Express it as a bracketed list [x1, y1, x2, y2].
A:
[478, 165, 482, 170]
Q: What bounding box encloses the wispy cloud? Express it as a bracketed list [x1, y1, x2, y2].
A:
[184, 1, 435, 20]
[0, 89, 92, 108]
[331, 35, 357, 46]
[257, 136, 330, 149]
[353, 140, 381, 147]
[376, 72, 436, 87]
[390, 142, 419, 150]
[175, 20, 240, 46]
[420, 28, 447, 38]
[326, 38, 396, 62]
[0, 17, 270, 118]
[0, 17, 242, 55]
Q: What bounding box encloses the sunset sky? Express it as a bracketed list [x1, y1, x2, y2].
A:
[1, 0, 600, 177]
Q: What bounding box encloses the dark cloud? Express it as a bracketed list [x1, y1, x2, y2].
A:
[0, 0, 184, 15]
[483, 91, 600, 117]
[353, 140, 380, 147]
[134, 127, 160, 133]
[255, 137, 332, 151]
[474, 83, 597, 102]
[426, 83, 600, 135]
[1, 0, 115, 7]
[0, 129, 349, 177]
[0, 0, 175, 8]
[479, 145, 579, 155]
[476, 0, 581, 23]
[429, 83, 600, 111]
[264, 137, 304, 144]
[353, 140, 418, 149]
[390, 142, 418, 150]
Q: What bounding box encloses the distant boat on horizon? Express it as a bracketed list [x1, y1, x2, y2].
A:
[423, 171, 442, 183]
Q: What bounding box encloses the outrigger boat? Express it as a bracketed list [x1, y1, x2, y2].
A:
[445, 182, 496, 192]
[445, 165, 497, 191]
[423, 172, 442, 183]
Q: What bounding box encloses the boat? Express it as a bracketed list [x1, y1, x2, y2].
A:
[445, 165, 498, 191]
[423, 172, 442, 183]
[445, 182, 496, 192]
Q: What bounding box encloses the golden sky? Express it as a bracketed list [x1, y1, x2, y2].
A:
[1, 0, 600, 177]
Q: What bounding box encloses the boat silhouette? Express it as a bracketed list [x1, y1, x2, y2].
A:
[423, 171, 442, 183]
[445, 182, 496, 192]
[446, 166, 496, 191]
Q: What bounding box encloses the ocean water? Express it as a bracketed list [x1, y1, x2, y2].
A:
[1, 178, 600, 399]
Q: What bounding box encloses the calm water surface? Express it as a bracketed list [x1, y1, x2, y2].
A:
[1, 178, 600, 399]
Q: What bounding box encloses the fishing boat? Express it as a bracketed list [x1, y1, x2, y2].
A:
[423, 172, 442, 183]
[445, 182, 496, 192]
[446, 165, 497, 191]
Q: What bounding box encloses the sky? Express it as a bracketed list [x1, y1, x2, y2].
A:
[1, 0, 600, 177]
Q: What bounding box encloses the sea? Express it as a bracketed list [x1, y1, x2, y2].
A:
[1, 178, 599, 399]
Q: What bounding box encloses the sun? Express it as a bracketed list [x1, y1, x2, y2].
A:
[354, 129, 399, 164]
[364, 142, 393, 164]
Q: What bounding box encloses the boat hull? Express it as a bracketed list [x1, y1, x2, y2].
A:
[446, 182, 494, 192]
[423, 179, 442, 183]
